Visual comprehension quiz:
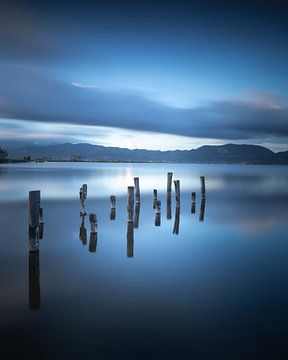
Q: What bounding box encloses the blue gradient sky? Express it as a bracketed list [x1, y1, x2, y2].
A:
[0, 0, 287, 150]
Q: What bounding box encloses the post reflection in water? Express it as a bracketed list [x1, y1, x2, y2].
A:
[173, 207, 180, 235]
[199, 199, 206, 222]
[29, 251, 40, 311]
[166, 195, 172, 220]
[79, 215, 87, 245]
[127, 222, 134, 258]
[89, 232, 98, 253]
[110, 207, 116, 220]
[133, 204, 140, 229]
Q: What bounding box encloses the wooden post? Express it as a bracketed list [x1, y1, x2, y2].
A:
[167, 172, 173, 196]
[39, 208, 44, 239]
[173, 206, 180, 235]
[127, 222, 134, 258]
[29, 251, 40, 311]
[82, 184, 87, 199]
[191, 192, 196, 214]
[174, 180, 180, 207]
[134, 177, 140, 204]
[166, 174, 172, 220]
[79, 215, 87, 245]
[199, 199, 206, 222]
[89, 213, 97, 233]
[155, 200, 161, 226]
[127, 186, 134, 223]
[79, 186, 86, 216]
[29, 226, 39, 252]
[133, 204, 140, 229]
[153, 189, 157, 209]
[110, 195, 116, 220]
[110, 195, 116, 209]
[29, 190, 40, 228]
[89, 233, 97, 253]
[200, 176, 206, 199]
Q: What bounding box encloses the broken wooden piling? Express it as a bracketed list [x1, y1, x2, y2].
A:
[174, 180, 180, 208]
[79, 185, 87, 216]
[127, 186, 134, 223]
[167, 172, 173, 197]
[29, 190, 41, 252]
[155, 200, 161, 226]
[134, 177, 140, 204]
[200, 176, 206, 199]
[110, 195, 116, 220]
[153, 189, 158, 209]
[29, 190, 41, 228]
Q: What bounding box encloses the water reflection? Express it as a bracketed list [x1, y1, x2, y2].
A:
[89, 232, 97, 253]
[29, 251, 40, 311]
[199, 199, 206, 222]
[127, 222, 134, 258]
[133, 204, 140, 229]
[79, 215, 87, 245]
[173, 207, 180, 235]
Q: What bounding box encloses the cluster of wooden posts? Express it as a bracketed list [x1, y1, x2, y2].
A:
[27, 173, 206, 310]
[78, 173, 206, 256]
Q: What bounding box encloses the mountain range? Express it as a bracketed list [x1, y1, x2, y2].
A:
[5, 143, 288, 164]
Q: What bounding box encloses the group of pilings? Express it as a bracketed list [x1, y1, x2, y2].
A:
[79, 184, 98, 252]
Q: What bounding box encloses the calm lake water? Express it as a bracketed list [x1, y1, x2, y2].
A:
[1, 162, 288, 359]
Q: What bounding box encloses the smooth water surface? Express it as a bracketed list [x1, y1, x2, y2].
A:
[0, 163, 288, 359]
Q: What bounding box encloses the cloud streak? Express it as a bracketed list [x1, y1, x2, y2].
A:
[0, 63, 287, 145]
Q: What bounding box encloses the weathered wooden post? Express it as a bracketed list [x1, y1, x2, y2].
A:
[153, 189, 158, 209]
[200, 176, 206, 199]
[191, 192, 196, 214]
[166, 172, 173, 220]
[79, 215, 87, 245]
[167, 172, 173, 197]
[79, 186, 86, 216]
[174, 180, 180, 207]
[133, 204, 140, 229]
[110, 195, 116, 220]
[82, 184, 87, 199]
[29, 190, 41, 228]
[155, 200, 161, 226]
[29, 190, 41, 252]
[127, 222, 134, 258]
[134, 177, 140, 204]
[199, 199, 206, 222]
[173, 206, 180, 235]
[29, 251, 41, 311]
[127, 186, 134, 223]
[39, 208, 44, 240]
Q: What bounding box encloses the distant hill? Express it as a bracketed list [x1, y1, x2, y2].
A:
[5, 143, 288, 164]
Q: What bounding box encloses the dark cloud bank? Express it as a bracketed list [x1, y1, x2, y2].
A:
[0, 65, 287, 142]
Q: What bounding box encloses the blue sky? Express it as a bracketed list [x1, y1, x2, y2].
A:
[0, 0, 287, 151]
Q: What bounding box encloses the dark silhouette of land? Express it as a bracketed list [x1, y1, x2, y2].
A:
[4, 143, 288, 164]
